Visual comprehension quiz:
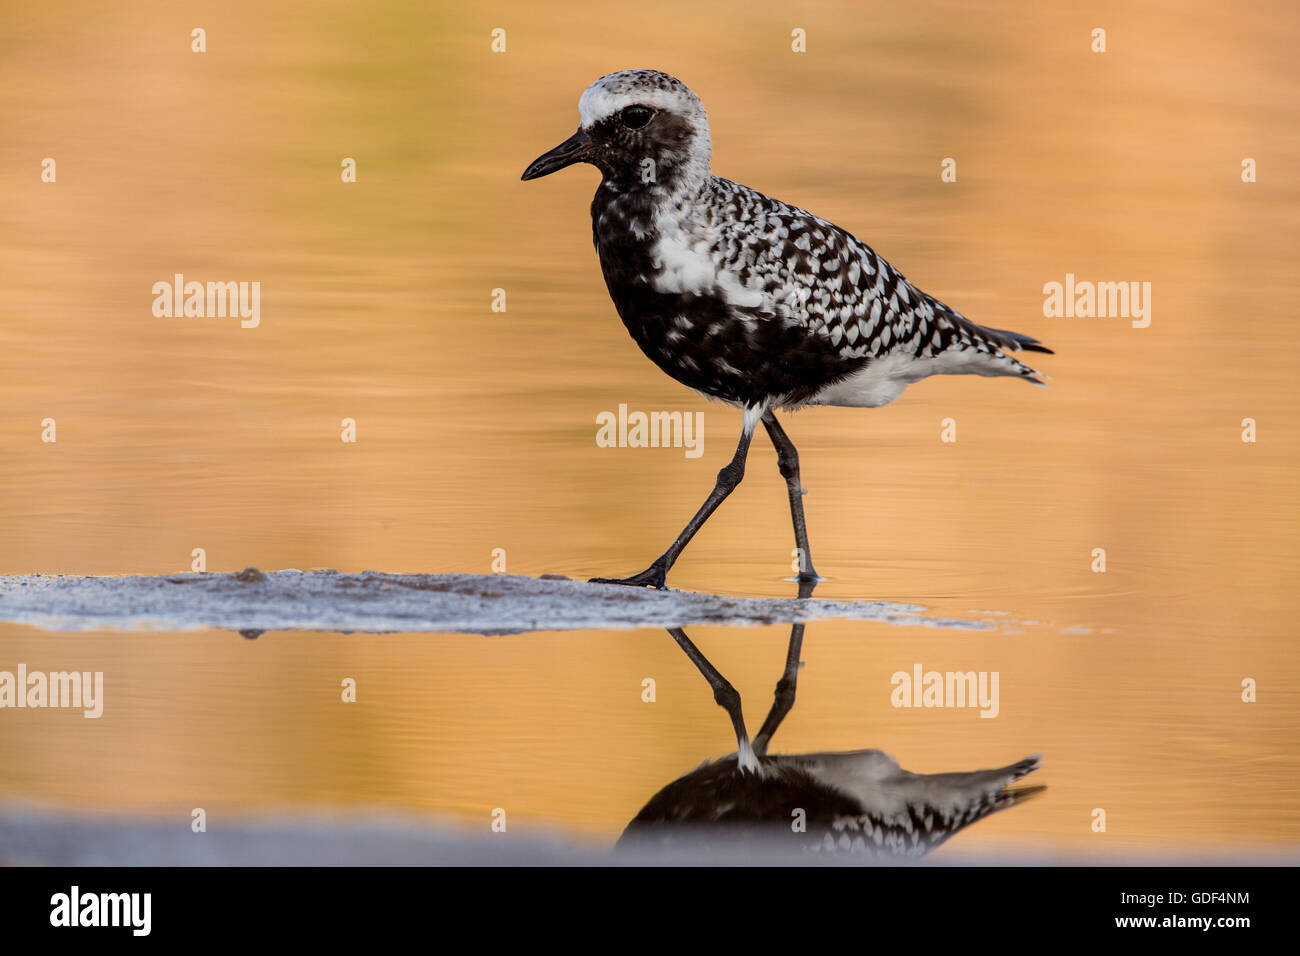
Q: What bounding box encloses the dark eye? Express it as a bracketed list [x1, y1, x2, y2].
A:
[620, 105, 654, 130]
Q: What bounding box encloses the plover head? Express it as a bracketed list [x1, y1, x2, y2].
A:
[521, 69, 712, 193]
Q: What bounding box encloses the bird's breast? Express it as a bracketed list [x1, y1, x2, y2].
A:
[588, 192, 870, 408]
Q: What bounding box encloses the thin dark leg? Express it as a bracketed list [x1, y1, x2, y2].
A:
[666, 627, 759, 771]
[761, 411, 820, 583]
[591, 422, 755, 589]
[751, 619, 806, 758]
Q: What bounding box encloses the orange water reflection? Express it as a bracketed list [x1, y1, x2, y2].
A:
[1, 0, 1297, 856]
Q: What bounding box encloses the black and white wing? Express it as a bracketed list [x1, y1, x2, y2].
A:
[705, 178, 1051, 389]
[792, 749, 1044, 857]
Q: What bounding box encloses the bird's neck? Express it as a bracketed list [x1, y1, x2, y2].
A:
[592, 172, 710, 250]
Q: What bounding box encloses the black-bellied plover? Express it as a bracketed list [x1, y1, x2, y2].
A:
[618, 620, 1042, 857]
[523, 69, 1051, 589]
[619, 748, 1043, 858]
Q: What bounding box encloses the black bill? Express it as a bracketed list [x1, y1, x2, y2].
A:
[521, 128, 592, 181]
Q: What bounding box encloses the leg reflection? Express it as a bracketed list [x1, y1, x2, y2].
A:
[666, 627, 758, 771]
[621, 581, 1044, 858]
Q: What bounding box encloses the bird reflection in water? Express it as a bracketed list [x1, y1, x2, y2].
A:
[619, 583, 1043, 859]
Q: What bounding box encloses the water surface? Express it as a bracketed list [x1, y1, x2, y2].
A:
[1, 0, 1297, 858]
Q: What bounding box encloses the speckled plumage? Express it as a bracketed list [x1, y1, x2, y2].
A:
[619, 750, 1043, 858]
[556, 69, 1052, 410]
[522, 69, 1052, 589]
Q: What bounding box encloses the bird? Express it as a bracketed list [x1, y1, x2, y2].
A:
[617, 621, 1044, 858]
[522, 69, 1051, 589]
[618, 749, 1044, 858]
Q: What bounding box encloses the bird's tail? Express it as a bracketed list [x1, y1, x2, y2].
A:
[982, 326, 1054, 355]
[920, 752, 1044, 820]
[972, 324, 1053, 387]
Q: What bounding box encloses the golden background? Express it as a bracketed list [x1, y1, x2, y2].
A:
[0, 0, 1297, 856]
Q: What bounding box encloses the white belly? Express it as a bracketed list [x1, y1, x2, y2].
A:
[806, 350, 1009, 408]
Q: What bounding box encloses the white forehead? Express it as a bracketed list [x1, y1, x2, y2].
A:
[577, 71, 702, 128]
